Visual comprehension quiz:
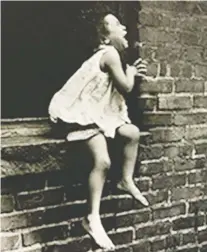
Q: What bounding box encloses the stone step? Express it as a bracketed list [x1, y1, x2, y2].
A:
[1, 117, 49, 138]
[1, 121, 151, 178]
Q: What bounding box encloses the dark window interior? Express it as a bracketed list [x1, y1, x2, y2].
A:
[2, 1, 140, 119]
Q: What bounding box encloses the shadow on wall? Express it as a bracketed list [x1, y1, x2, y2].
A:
[124, 2, 145, 131]
[1, 1, 120, 118]
[2, 0, 145, 132]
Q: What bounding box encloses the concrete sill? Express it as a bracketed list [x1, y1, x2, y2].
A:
[1, 118, 151, 178]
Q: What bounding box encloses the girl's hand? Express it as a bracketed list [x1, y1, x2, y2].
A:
[133, 58, 147, 77]
[126, 65, 137, 76]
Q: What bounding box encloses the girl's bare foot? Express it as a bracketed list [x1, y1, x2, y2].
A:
[117, 179, 149, 206]
[82, 215, 115, 250]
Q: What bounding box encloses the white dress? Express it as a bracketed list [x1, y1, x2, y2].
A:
[48, 45, 131, 141]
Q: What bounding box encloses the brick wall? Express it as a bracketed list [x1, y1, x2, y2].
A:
[1, 1, 207, 252]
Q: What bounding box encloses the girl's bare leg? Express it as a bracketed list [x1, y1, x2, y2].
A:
[82, 133, 115, 250]
[116, 124, 149, 206]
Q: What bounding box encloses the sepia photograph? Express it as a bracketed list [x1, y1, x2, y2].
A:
[1, 1, 207, 252]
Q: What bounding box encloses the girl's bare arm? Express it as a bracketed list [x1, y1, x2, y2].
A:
[101, 48, 137, 93]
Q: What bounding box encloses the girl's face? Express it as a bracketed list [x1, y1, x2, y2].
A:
[103, 14, 128, 48]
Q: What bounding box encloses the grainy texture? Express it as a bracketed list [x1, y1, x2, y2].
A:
[1, 1, 207, 252]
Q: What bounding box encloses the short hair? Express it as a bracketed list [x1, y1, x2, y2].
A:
[96, 14, 110, 43]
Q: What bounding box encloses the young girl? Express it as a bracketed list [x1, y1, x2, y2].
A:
[49, 14, 149, 250]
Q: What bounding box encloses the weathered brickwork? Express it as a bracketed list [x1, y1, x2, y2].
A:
[1, 1, 207, 252]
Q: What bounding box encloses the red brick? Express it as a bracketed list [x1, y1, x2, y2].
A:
[115, 210, 150, 228]
[194, 140, 207, 155]
[189, 199, 207, 213]
[109, 230, 133, 245]
[139, 144, 164, 160]
[142, 1, 207, 14]
[204, 47, 207, 62]
[1, 233, 21, 251]
[22, 225, 69, 246]
[185, 125, 207, 140]
[139, 160, 172, 176]
[132, 241, 150, 252]
[101, 197, 133, 214]
[139, 77, 173, 94]
[139, 1, 171, 11]
[173, 216, 204, 230]
[139, 27, 176, 44]
[143, 112, 173, 126]
[70, 220, 86, 237]
[200, 27, 207, 47]
[171, 186, 204, 201]
[134, 179, 150, 192]
[159, 95, 192, 110]
[16, 188, 64, 210]
[147, 62, 159, 77]
[174, 157, 206, 171]
[139, 10, 161, 27]
[182, 63, 193, 78]
[179, 16, 206, 31]
[1, 194, 15, 213]
[139, 45, 157, 61]
[152, 174, 186, 190]
[160, 61, 167, 76]
[161, 14, 177, 29]
[188, 170, 207, 184]
[174, 112, 207, 126]
[171, 61, 182, 77]
[149, 127, 185, 143]
[43, 202, 86, 224]
[137, 96, 157, 111]
[65, 184, 87, 201]
[198, 228, 207, 243]
[1, 210, 43, 231]
[180, 31, 199, 46]
[1, 174, 46, 194]
[139, 132, 152, 146]
[147, 190, 169, 205]
[115, 197, 133, 212]
[150, 238, 165, 252]
[47, 170, 69, 187]
[152, 203, 186, 219]
[43, 237, 91, 252]
[194, 95, 207, 109]
[205, 81, 207, 93]
[156, 45, 182, 63]
[164, 144, 193, 158]
[102, 216, 116, 231]
[204, 48, 207, 61]
[116, 247, 133, 252]
[136, 221, 171, 239]
[195, 64, 207, 78]
[201, 244, 207, 252]
[165, 234, 180, 248]
[134, 190, 168, 209]
[100, 198, 117, 214]
[175, 79, 204, 93]
[70, 216, 115, 237]
[182, 46, 204, 63]
[182, 232, 196, 245]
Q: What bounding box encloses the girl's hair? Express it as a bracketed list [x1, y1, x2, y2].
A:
[96, 14, 128, 72]
[96, 14, 110, 44]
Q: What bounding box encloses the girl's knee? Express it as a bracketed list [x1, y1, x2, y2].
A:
[118, 124, 140, 142]
[86, 133, 111, 170]
[95, 156, 111, 170]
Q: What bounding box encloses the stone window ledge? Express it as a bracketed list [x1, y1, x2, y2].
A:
[1, 118, 151, 178]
